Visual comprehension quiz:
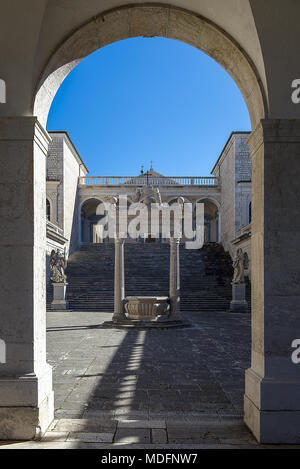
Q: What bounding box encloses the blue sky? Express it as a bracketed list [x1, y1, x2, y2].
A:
[47, 37, 251, 176]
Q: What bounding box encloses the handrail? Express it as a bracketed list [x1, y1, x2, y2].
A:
[78, 176, 220, 186]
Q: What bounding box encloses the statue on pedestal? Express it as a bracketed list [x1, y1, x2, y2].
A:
[50, 249, 67, 284]
[232, 248, 246, 284]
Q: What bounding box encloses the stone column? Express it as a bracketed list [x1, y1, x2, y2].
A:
[169, 237, 181, 318]
[244, 119, 300, 443]
[112, 237, 126, 321]
[0, 117, 54, 439]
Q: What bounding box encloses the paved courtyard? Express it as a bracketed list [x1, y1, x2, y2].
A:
[2, 311, 297, 449]
[47, 311, 250, 420]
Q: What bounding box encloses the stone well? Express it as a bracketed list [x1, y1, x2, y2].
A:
[124, 296, 169, 321]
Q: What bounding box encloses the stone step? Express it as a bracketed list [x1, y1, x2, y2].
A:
[47, 242, 251, 312]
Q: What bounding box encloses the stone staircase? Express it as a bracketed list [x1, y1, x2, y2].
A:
[47, 242, 251, 312]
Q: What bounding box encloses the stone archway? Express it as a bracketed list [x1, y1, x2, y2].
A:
[33, 4, 266, 440]
[33, 4, 266, 130]
[195, 197, 221, 243]
[2, 2, 300, 445]
[80, 197, 107, 244]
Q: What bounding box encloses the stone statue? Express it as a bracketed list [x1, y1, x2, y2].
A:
[232, 248, 245, 284]
[153, 187, 162, 205]
[50, 249, 67, 284]
[133, 187, 143, 203]
[133, 185, 162, 206]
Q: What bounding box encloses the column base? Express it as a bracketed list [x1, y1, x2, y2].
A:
[0, 364, 54, 440]
[112, 311, 127, 322]
[244, 368, 300, 443]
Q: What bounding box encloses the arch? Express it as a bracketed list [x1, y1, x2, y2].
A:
[195, 197, 221, 243]
[33, 4, 266, 129]
[79, 196, 106, 213]
[167, 196, 192, 205]
[195, 196, 221, 212]
[80, 197, 108, 243]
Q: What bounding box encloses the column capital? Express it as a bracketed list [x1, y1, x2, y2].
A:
[169, 236, 181, 244]
[0, 116, 51, 156]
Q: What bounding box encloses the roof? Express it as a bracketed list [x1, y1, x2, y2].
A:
[48, 130, 89, 174]
[211, 131, 251, 174]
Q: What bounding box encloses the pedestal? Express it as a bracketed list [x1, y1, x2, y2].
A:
[230, 282, 248, 312]
[51, 282, 69, 311]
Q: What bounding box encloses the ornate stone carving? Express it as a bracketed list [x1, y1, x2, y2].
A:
[50, 249, 67, 284]
[133, 185, 162, 206]
[124, 296, 169, 321]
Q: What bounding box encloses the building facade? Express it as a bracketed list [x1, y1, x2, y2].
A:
[46, 130, 252, 278]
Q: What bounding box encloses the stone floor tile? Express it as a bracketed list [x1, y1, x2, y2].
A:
[152, 429, 168, 444]
[118, 419, 166, 429]
[114, 428, 151, 444]
[54, 418, 117, 433]
[41, 432, 69, 442]
[67, 432, 114, 443]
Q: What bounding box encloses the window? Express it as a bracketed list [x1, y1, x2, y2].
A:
[46, 199, 51, 221]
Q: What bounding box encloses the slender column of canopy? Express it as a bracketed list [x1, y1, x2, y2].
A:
[112, 237, 126, 321]
[169, 237, 181, 318]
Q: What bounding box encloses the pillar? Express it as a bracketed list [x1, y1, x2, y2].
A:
[112, 237, 126, 321]
[0, 117, 54, 439]
[244, 119, 300, 443]
[169, 237, 181, 318]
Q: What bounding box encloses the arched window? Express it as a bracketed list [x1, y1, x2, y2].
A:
[46, 199, 51, 221]
[249, 201, 252, 224]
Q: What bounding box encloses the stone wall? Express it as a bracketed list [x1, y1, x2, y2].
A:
[211, 132, 251, 258]
[47, 132, 88, 255]
[235, 135, 252, 232]
[215, 137, 236, 255]
[63, 139, 80, 254]
[47, 137, 64, 227]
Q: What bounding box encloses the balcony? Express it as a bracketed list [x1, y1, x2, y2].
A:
[46, 220, 68, 245]
[78, 176, 220, 187]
